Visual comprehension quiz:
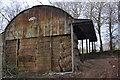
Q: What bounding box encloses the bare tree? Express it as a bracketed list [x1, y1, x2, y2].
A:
[97, 2, 119, 50]
[36, 0, 43, 5]
[82, 2, 94, 19]
[52, 1, 83, 18]
[84, 2, 107, 52]
[83, 2, 119, 51]
[0, 0, 30, 32]
[2, 0, 29, 21]
[104, 2, 118, 50]
[95, 2, 106, 52]
[0, 1, 5, 32]
[0, 17, 4, 32]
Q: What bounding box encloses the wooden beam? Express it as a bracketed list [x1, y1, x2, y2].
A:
[81, 39, 84, 62]
[89, 40, 90, 53]
[82, 40, 83, 54]
[92, 42, 94, 52]
[86, 39, 88, 54]
[94, 42, 96, 52]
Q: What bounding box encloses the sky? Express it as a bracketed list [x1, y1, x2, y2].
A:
[9, 0, 119, 6]
[24, 0, 50, 6]
[1, 0, 50, 7]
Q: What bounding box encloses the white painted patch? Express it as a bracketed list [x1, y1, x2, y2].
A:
[28, 17, 37, 21]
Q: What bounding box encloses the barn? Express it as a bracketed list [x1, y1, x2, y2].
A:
[2, 5, 97, 73]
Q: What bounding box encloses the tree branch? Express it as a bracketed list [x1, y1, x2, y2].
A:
[0, 12, 10, 22]
[48, 0, 54, 6]
[37, 0, 43, 5]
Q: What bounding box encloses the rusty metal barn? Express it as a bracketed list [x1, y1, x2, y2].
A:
[2, 5, 97, 73]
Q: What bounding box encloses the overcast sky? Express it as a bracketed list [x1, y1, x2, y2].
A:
[1, 0, 119, 5]
[1, 0, 119, 8]
[1, 0, 50, 7]
[24, 0, 50, 6]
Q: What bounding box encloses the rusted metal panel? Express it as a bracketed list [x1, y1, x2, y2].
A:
[5, 6, 73, 40]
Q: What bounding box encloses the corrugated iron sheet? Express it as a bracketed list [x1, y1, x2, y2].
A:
[5, 6, 73, 40]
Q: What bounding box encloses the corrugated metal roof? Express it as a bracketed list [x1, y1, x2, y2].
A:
[4, 5, 73, 40]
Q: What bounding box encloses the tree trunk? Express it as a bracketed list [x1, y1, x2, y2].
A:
[97, 6, 103, 52]
[109, 24, 112, 50]
[98, 28, 103, 52]
[109, 10, 113, 50]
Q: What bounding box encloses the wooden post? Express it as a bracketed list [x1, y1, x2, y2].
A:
[71, 24, 74, 72]
[82, 40, 83, 54]
[86, 39, 88, 54]
[93, 42, 95, 51]
[89, 40, 90, 53]
[92, 42, 94, 52]
[81, 39, 84, 62]
[94, 42, 96, 52]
